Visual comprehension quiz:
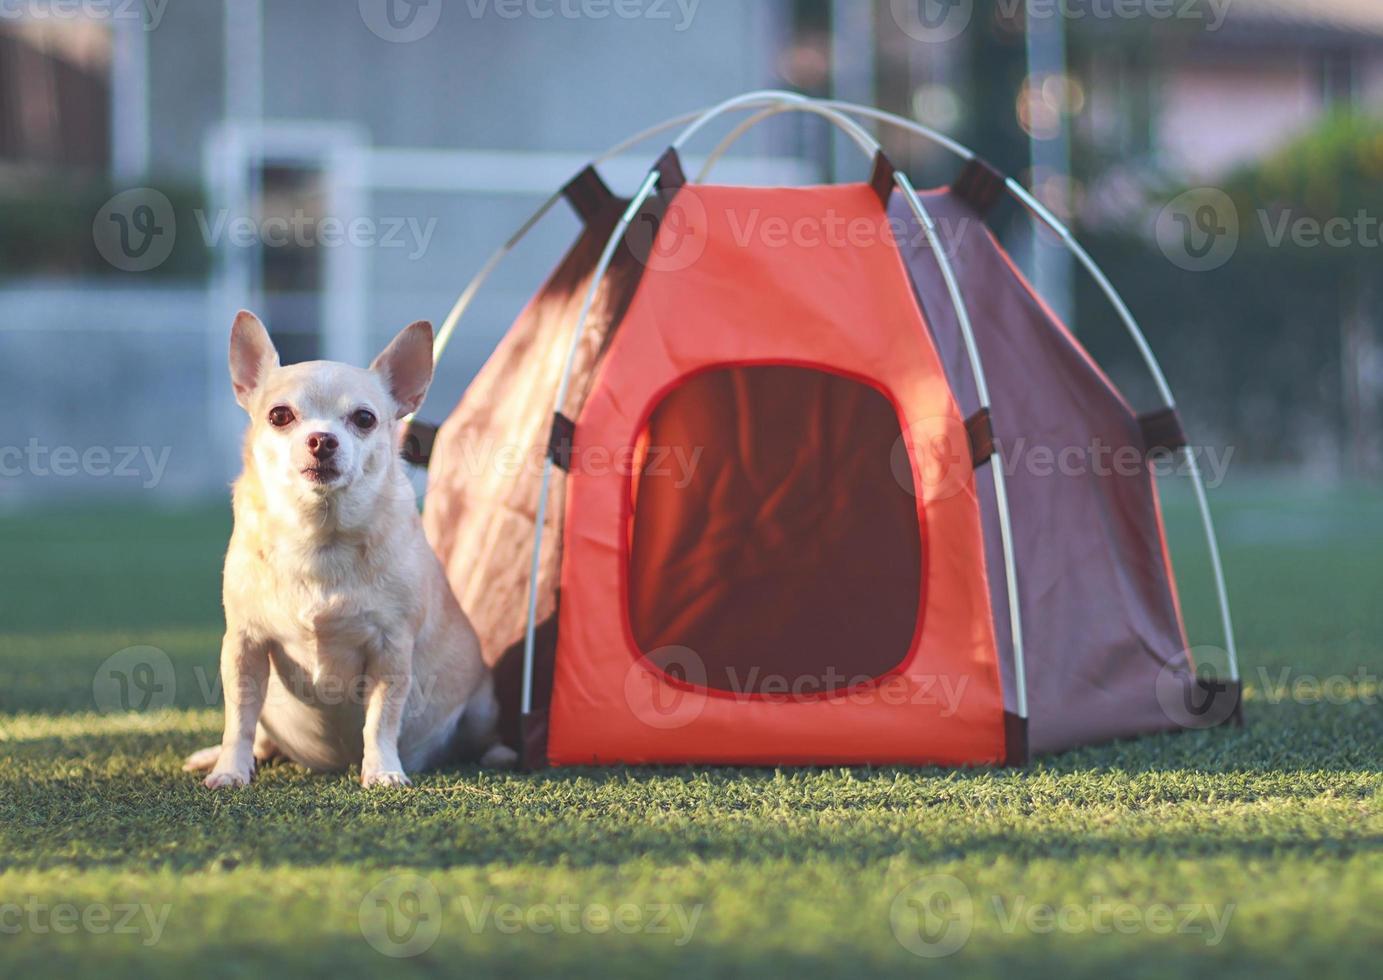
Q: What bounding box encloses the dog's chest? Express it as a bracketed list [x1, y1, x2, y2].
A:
[267, 581, 388, 679]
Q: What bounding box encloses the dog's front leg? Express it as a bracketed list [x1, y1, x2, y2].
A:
[205, 630, 270, 789]
[360, 637, 414, 787]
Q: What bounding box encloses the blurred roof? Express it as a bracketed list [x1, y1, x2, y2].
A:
[1227, 0, 1383, 37]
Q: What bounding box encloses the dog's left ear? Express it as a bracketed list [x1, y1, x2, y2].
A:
[371, 320, 434, 418]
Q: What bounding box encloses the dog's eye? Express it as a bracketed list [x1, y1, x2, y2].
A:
[267, 406, 295, 428]
[352, 409, 377, 431]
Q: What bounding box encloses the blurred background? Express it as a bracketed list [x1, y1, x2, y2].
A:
[0, 0, 1379, 506]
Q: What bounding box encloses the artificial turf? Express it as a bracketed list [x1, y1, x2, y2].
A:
[0, 482, 1378, 977]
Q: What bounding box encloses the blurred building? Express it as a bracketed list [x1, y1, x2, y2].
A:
[2, 0, 1381, 503]
[0, 0, 806, 501]
[1104, 0, 1383, 177]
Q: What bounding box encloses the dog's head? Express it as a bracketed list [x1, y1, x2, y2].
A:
[228, 310, 432, 511]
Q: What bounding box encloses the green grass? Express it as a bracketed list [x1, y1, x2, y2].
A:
[0, 482, 1379, 977]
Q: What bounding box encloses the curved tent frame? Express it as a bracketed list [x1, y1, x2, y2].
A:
[424, 90, 1238, 734]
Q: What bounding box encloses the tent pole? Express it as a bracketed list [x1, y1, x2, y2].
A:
[892, 171, 1030, 721]
[696, 105, 796, 182]
[521, 171, 661, 718]
[432, 95, 842, 372]
[1001, 177, 1239, 683]
[430, 189, 564, 366]
[809, 97, 1238, 686]
[671, 90, 877, 156]
[526, 98, 883, 718]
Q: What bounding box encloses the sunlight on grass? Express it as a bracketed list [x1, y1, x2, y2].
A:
[0, 487, 1379, 978]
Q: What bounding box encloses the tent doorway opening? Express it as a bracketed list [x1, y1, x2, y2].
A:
[626, 364, 924, 698]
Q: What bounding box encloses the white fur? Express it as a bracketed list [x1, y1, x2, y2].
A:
[186, 311, 512, 789]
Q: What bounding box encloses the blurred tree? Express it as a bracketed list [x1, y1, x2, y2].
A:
[1223, 114, 1383, 475]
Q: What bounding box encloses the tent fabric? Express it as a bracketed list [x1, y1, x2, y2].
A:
[422, 177, 647, 748]
[887, 187, 1192, 754]
[546, 180, 1007, 766]
[421, 145, 1216, 768]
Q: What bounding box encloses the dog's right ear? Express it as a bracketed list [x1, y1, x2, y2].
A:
[229, 310, 280, 410]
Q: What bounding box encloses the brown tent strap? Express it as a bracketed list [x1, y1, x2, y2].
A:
[561, 165, 617, 225]
[400, 418, 437, 467]
[868, 150, 896, 206]
[952, 156, 1007, 216]
[654, 146, 687, 193]
[965, 407, 995, 466]
[1138, 406, 1188, 455]
[519, 709, 550, 770]
[1003, 711, 1029, 766]
[547, 411, 576, 471]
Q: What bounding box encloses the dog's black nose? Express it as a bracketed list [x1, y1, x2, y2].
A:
[306, 432, 339, 459]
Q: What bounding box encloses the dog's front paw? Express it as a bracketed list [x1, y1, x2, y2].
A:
[361, 769, 412, 788]
[204, 767, 253, 789]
